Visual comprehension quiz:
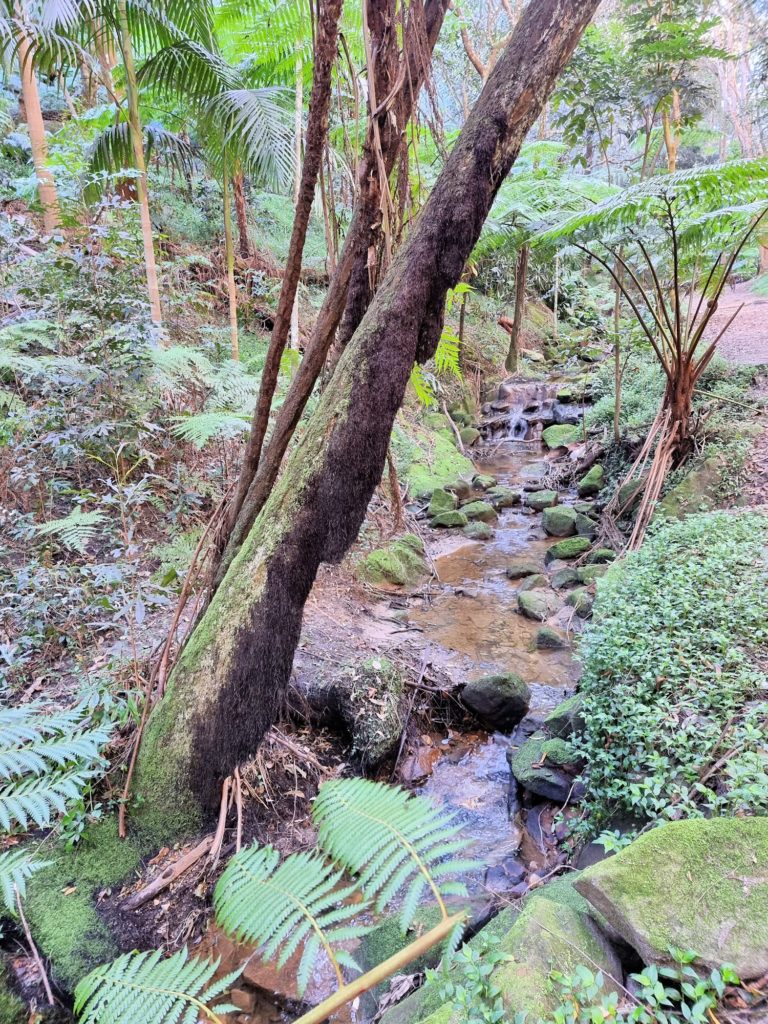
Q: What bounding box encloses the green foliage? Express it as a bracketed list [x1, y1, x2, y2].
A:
[35, 508, 108, 553]
[74, 947, 240, 1024]
[0, 703, 111, 832]
[551, 953, 740, 1024]
[0, 847, 49, 914]
[571, 511, 768, 839]
[427, 936, 516, 1024]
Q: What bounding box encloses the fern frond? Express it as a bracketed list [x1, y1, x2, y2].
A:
[0, 767, 99, 831]
[170, 411, 250, 447]
[434, 328, 462, 379]
[0, 847, 49, 913]
[312, 779, 473, 930]
[409, 364, 436, 408]
[214, 845, 369, 995]
[74, 947, 240, 1024]
[36, 509, 107, 553]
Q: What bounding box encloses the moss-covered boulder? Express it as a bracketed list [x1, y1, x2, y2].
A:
[473, 473, 497, 490]
[566, 587, 594, 617]
[575, 513, 597, 538]
[545, 536, 591, 562]
[431, 510, 468, 529]
[542, 506, 578, 537]
[586, 548, 616, 564]
[506, 560, 544, 580]
[360, 536, 428, 586]
[551, 567, 579, 589]
[462, 672, 531, 730]
[460, 500, 497, 523]
[576, 564, 608, 584]
[508, 732, 583, 802]
[545, 694, 586, 737]
[486, 486, 522, 509]
[517, 590, 563, 621]
[527, 490, 558, 511]
[541, 737, 584, 771]
[459, 426, 481, 446]
[462, 521, 493, 541]
[518, 573, 548, 592]
[428, 487, 457, 518]
[444, 478, 472, 500]
[577, 464, 605, 497]
[576, 817, 768, 978]
[535, 626, 568, 649]
[542, 423, 581, 449]
[656, 455, 728, 518]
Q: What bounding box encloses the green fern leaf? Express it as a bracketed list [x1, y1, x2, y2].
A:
[0, 847, 49, 914]
[214, 845, 369, 996]
[312, 779, 474, 930]
[36, 509, 107, 553]
[74, 947, 241, 1024]
[171, 411, 251, 447]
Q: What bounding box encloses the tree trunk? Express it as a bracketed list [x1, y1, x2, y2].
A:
[505, 243, 529, 373]
[223, 161, 239, 361]
[664, 361, 695, 457]
[117, 0, 162, 324]
[224, 0, 341, 548]
[232, 170, 251, 258]
[212, 0, 451, 584]
[291, 49, 304, 351]
[16, 31, 60, 235]
[133, 0, 601, 826]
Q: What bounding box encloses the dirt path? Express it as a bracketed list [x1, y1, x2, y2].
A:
[704, 280, 768, 364]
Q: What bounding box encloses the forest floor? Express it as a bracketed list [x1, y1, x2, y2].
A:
[708, 280, 768, 363]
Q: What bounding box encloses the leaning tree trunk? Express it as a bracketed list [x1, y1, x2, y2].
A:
[134, 0, 602, 828]
[213, 0, 451, 586]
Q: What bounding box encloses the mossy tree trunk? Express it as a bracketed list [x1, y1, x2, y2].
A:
[134, 0, 602, 825]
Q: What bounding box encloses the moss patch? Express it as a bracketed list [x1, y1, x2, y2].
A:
[391, 418, 474, 496]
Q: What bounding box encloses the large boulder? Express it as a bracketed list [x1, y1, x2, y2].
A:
[462, 673, 531, 730]
[542, 424, 581, 449]
[430, 510, 468, 529]
[517, 590, 564, 622]
[473, 473, 497, 490]
[577, 464, 605, 497]
[545, 536, 591, 562]
[542, 506, 578, 537]
[428, 488, 457, 518]
[460, 500, 498, 523]
[576, 817, 768, 979]
[360, 536, 428, 587]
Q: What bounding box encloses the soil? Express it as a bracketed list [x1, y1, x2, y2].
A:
[705, 280, 768, 365]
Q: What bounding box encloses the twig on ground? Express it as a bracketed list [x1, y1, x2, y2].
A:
[123, 835, 215, 911]
[16, 885, 54, 1005]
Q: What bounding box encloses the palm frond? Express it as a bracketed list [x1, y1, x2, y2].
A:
[36, 508, 107, 552]
[312, 779, 475, 930]
[87, 121, 196, 198]
[214, 845, 369, 995]
[202, 87, 293, 190]
[74, 947, 240, 1024]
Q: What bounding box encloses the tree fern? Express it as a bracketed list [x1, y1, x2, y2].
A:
[0, 703, 111, 832]
[312, 779, 477, 930]
[74, 947, 240, 1024]
[213, 845, 369, 994]
[36, 508, 107, 553]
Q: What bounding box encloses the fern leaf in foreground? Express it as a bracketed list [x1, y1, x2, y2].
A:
[74, 948, 240, 1024]
[213, 845, 370, 995]
[312, 779, 476, 929]
[35, 509, 107, 553]
[0, 847, 49, 913]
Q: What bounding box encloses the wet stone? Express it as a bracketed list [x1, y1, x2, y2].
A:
[431, 510, 468, 528]
[550, 568, 579, 589]
[542, 506, 578, 537]
[506, 560, 545, 580]
[517, 590, 564, 621]
[428, 487, 457, 518]
[575, 513, 597, 538]
[463, 521, 494, 541]
[462, 672, 531, 730]
[486, 486, 522, 509]
[545, 536, 591, 562]
[526, 489, 558, 511]
[536, 627, 568, 649]
[518, 573, 548, 593]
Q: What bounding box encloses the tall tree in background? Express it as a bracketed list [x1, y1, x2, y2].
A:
[132, 0, 603, 831]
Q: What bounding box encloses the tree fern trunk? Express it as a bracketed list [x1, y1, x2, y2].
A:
[135, 0, 602, 821]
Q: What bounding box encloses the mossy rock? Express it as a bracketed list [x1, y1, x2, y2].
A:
[462, 521, 493, 541]
[574, 501, 596, 515]
[576, 817, 768, 978]
[343, 657, 404, 767]
[618, 476, 647, 515]
[545, 694, 586, 737]
[535, 627, 568, 649]
[428, 487, 457, 518]
[473, 473, 497, 490]
[517, 590, 563, 622]
[460, 500, 497, 523]
[486, 486, 522, 509]
[545, 536, 591, 562]
[542, 506, 577, 537]
[657, 456, 727, 518]
[400, 421, 475, 497]
[430, 510, 468, 529]
[576, 564, 608, 584]
[586, 548, 615, 564]
[577, 464, 605, 497]
[575, 513, 597, 538]
[541, 737, 584, 771]
[0, 960, 26, 1024]
[551, 567, 579, 589]
[526, 490, 558, 511]
[361, 538, 427, 586]
[451, 408, 472, 427]
[506, 560, 545, 580]
[542, 423, 581, 449]
[444, 478, 472, 500]
[508, 733, 581, 803]
[566, 587, 594, 617]
[459, 426, 481, 446]
[518, 573, 548, 593]
[578, 347, 604, 363]
[462, 673, 531, 730]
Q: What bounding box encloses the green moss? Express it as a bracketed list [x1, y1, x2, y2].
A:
[657, 455, 727, 518]
[545, 536, 591, 561]
[577, 464, 604, 497]
[392, 418, 474, 496]
[360, 539, 427, 586]
[0, 962, 25, 1024]
[25, 818, 144, 991]
[542, 423, 581, 449]
[431, 510, 468, 528]
[459, 500, 497, 523]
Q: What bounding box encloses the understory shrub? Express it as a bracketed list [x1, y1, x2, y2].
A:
[572, 510, 768, 839]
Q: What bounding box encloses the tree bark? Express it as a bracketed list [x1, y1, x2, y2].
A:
[504, 243, 529, 373]
[223, 161, 239, 360]
[16, 30, 60, 235]
[117, 0, 162, 324]
[232, 170, 251, 258]
[133, 0, 602, 825]
[212, 0, 451, 586]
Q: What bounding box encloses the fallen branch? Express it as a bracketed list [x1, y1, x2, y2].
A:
[442, 401, 467, 455]
[123, 834, 215, 911]
[16, 885, 54, 1005]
